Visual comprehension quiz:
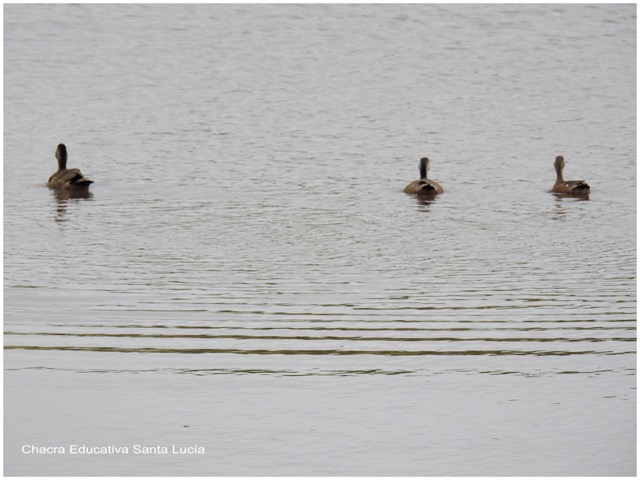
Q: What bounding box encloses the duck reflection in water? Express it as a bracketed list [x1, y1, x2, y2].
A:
[413, 194, 439, 211]
[51, 188, 93, 222]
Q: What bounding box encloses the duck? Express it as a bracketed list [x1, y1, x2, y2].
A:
[550, 155, 589, 195]
[47, 144, 94, 190]
[404, 157, 444, 195]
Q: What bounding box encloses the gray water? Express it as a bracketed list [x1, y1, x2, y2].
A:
[3, 3, 636, 477]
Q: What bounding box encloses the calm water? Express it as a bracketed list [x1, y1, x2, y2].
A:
[3, 4, 636, 476]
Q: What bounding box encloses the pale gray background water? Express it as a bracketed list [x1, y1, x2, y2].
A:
[3, 3, 636, 476]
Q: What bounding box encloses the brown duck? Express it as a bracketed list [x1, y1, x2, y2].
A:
[550, 155, 589, 195]
[47, 144, 94, 190]
[404, 157, 444, 195]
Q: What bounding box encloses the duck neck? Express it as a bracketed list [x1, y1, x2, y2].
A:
[57, 151, 67, 170]
[419, 158, 428, 179]
[554, 164, 564, 183]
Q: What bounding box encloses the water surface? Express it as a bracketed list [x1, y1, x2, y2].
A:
[4, 4, 636, 476]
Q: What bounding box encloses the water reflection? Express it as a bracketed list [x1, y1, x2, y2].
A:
[5, 316, 633, 360]
[551, 191, 590, 201]
[51, 188, 93, 222]
[551, 193, 590, 220]
[1, 345, 613, 356]
[412, 192, 439, 210]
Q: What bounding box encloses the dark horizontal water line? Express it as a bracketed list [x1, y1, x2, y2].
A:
[4, 345, 631, 356]
[3, 332, 635, 343]
[6, 366, 420, 377]
[43, 322, 637, 331]
[350, 304, 636, 312]
[78, 308, 638, 319]
[40, 311, 636, 323]
[6, 364, 633, 377]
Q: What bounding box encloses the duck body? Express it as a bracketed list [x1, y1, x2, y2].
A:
[550, 155, 589, 196]
[403, 178, 444, 195]
[47, 144, 93, 190]
[404, 157, 443, 195]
